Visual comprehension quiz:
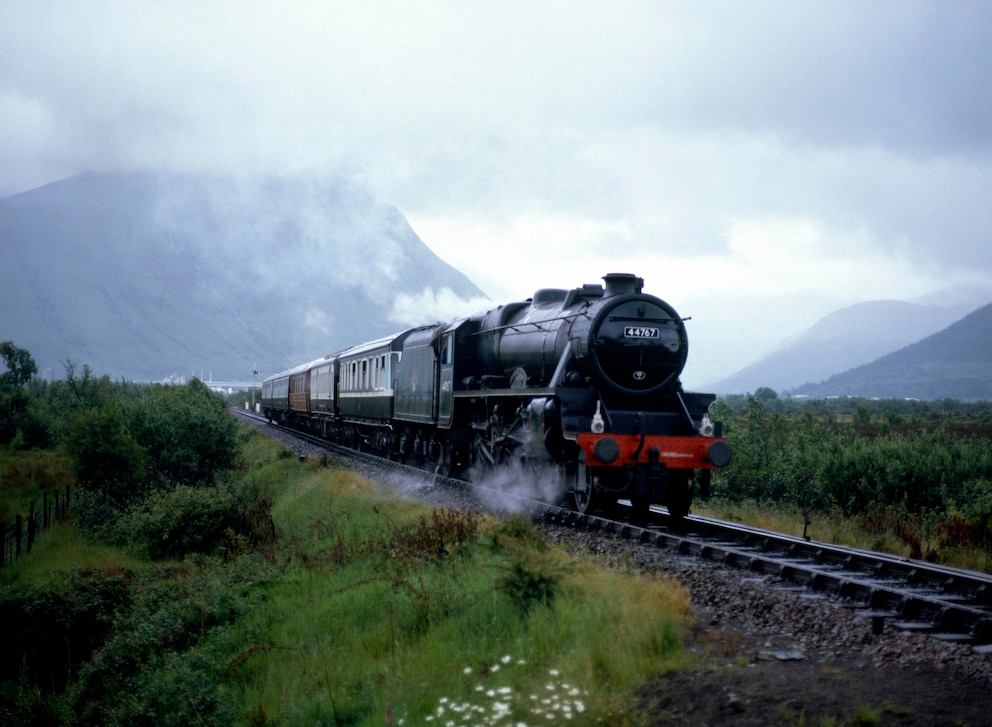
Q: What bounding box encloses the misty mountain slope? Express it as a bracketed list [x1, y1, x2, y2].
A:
[794, 303, 992, 400]
[708, 299, 976, 394]
[0, 172, 485, 381]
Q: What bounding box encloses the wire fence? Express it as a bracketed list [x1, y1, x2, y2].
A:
[1, 486, 71, 570]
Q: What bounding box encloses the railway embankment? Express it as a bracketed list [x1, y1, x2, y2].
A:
[252, 412, 992, 725]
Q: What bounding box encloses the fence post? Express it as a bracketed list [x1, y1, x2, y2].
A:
[1, 521, 5, 568]
[27, 502, 35, 553]
[43, 490, 50, 530]
[15, 514, 22, 558]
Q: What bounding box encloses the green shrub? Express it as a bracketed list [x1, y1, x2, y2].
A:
[113, 484, 235, 559]
[62, 402, 148, 501]
[130, 381, 242, 485]
[492, 518, 571, 614]
[387, 507, 479, 563]
[496, 547, 564, 613]
[0, 567, 133, 691]
[69, 556, 272, 727]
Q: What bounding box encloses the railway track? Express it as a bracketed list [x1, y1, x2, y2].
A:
[546, 506, 992, 651]
[234, 408, 992, 653]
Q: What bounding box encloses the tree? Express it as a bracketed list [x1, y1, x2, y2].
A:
[0, 341, 37, 390]
[0, 342, 39, 446]
[753, 386, 779, 403]
[130, 380, 241, 484]
[63, 401, 148, 502]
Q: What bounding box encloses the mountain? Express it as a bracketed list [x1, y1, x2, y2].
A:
[0, 172, 486, 382]
[792, 303, 992, 401]
[708, 297, 989, 395]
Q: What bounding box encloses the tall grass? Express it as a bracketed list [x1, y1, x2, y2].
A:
[696, 497, 992, 573]
[215, 438, 692, 725]
[2, 427, 693, 725]
[0, 521, 146, 587]
[0, 449, 73, 522]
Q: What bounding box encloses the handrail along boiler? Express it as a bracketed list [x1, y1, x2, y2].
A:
[261, 273, 731, 517]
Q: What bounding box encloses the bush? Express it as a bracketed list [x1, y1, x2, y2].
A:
[496, 546, 566, 613]
[491, 516, 571, 613]
[961, 478, 992, 549]
[62, 402, 148, 503]
[113, 484, 241, 559]
[714, 398, 992, 520]
[69, 557, 271, 727]
[130, 381, 242, 485]
[388, 507, 479, 563]
[0, 568, 132, 692]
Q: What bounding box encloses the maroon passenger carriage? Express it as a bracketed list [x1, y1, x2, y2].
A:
[261, 273, 730, 519]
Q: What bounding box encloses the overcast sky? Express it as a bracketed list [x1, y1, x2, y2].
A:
[2, 1, 991, 387]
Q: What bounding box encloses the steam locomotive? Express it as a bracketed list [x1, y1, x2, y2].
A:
[261, 273, 730, 517]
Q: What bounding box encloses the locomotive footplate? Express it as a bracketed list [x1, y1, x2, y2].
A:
[576, 432, 729, 470]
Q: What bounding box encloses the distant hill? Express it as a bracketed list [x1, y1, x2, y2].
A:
[708, 299, 985, 395]
[793, 303, 992, 400]
[0, 172, 486, 382]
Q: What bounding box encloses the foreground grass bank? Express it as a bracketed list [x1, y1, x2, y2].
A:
[1, 429, 692, 726]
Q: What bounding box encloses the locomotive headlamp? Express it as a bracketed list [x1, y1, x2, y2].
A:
[698, 413, 714, 437]
[591, 401, 605, 433]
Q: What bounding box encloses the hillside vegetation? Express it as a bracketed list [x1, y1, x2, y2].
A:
[1, 345, 691, 726]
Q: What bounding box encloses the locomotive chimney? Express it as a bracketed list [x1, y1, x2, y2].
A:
[602, 273, 643, 297]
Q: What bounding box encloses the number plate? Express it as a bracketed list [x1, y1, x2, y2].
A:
[624, 326, 659, 339]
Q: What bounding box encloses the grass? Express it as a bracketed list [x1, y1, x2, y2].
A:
[1, 428, 692, 725]
[0, 520, 147, 587]
[13, 425, 981, 725]
[0, 449, 73, 522]
[694, 497, 992, 573]
[221, 445, 694, 725]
